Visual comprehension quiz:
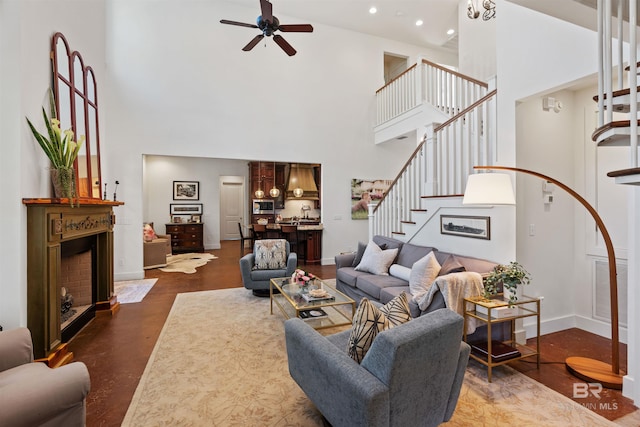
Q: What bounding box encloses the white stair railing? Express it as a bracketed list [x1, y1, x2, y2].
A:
[375, 59, 489, 127]
[371, 90, 497, 239]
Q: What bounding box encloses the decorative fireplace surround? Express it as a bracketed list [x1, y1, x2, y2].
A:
[23, 198, 123, 364]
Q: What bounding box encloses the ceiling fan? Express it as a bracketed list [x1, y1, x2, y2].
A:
[220, 0, 313, 56]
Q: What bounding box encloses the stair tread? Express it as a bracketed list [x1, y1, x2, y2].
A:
[401, 221, 416, 224]
[607, 167, 640, 178]
[593, 86, 640, 102]
[592, 119, 640, 143]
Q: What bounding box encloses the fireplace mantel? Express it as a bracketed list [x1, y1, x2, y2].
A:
[23, 198, 123, 363]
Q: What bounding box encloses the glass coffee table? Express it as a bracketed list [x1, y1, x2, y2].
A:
[270, 277, 356, 329]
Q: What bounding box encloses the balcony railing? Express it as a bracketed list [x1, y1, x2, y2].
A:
[375, 59, 489, 127]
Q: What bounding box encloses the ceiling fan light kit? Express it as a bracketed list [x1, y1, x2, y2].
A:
[220, 0, 313, 56]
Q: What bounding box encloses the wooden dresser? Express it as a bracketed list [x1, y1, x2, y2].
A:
[165, 223, 204, 253]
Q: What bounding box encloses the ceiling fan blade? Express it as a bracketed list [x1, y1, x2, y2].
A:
[273, 34, 296, 56]
[242, 35, 264, 51]
[278, 24, 314, 33]
[260, 0, 273, 23]
[220, 19, 258, 29]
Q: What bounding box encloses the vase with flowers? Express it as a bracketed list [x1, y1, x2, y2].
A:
[26, 90, 84, 204]
[291, 268, 315, 291]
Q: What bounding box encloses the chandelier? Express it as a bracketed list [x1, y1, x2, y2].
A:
[269, 162, 280, 198]
[467, 0, 495, 21]
[254, 161, 265, 199]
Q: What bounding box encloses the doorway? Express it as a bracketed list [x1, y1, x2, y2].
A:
[220, 176, 245, 241]
[384, 53, 409, 84]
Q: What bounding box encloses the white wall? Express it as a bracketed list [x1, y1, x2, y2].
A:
[0, 0, 106, 330]
[105, 0, 457, 280]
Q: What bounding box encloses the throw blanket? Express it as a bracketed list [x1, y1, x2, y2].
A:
[416, 271, 483, 334]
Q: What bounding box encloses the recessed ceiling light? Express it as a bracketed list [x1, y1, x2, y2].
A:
[415, 19, 424, 26]
[369, 7, 377, 14]
[447, 28, 455, 35]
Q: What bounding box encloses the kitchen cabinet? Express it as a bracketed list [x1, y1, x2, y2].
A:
[302, 229, 322, 265]
[165, 223, 204, 253]
[249, 162, 287, 223]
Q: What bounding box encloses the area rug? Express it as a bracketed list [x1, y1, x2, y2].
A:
[114, 278, 158, 304]
[122, 286, 636, 427]
[159, 252, 217, 274]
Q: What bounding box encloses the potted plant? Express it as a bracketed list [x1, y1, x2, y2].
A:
[26, 91, 84, 203]
[483, 261, 531, 305]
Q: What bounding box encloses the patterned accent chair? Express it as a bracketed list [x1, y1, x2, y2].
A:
[285, 308, 470, 427]
[239, 239, 297, 297]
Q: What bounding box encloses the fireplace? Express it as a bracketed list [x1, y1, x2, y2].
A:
[59, 236, 98, 343]
[23, 198, 122, 364]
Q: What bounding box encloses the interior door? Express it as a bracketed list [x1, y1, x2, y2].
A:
[220, 176, 245, 240]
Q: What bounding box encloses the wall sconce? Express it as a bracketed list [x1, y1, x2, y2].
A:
[467, 0, 495, 21]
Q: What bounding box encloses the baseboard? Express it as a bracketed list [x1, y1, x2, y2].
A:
[523, 314, 628, 344]
[114, 270, 145, 281]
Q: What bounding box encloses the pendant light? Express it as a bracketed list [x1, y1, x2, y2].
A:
[293, 163, 304, 198]
[254, 161, 265, 199]
[269, 162, 280, 198]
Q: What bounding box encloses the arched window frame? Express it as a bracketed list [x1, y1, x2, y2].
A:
[51, 32, 102, 199]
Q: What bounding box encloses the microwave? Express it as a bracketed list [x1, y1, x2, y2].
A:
[253, 199, 275, 214]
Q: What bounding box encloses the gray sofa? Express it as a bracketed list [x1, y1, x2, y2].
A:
[285, 308, 470, 427]
[0, 327, 91, 426]
[335, 235, 499, 318]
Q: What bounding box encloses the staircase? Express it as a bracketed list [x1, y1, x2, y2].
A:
[371, 60, 497, 241]
[593, 0, 640, 185]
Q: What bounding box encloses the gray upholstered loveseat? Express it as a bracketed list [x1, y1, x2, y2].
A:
[285, 308, 470, 427]
[335, 235, 499, 318]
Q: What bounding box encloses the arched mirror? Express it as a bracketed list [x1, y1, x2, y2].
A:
[51, 32, 102, 199]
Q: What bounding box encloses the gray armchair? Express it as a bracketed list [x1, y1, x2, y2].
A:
[0, 327, 91, 426]
[239, 239, 297, 296]
[285, 308, 470, 427]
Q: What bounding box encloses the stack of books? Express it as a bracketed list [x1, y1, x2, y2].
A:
[471, 340, 521, 363]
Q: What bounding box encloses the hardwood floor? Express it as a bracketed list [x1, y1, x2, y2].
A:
[68, 240, 637, 426]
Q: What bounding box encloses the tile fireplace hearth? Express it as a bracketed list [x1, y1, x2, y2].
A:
[23, 198, 123, 364]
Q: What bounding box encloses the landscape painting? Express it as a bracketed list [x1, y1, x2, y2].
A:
[351, 178, 392, 220]
[440, 215, 490, 240]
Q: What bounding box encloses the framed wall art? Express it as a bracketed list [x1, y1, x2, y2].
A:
[173, 181, 199, 200]
[170, 203, 203, 215]
[440, 215, 490, 240]
[350, 178, 392, 220]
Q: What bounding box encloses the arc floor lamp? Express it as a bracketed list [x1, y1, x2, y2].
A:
[463, 165, 623, 389]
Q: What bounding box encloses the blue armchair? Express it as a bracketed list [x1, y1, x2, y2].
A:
[285, 308, 470, 427]
[239, 239, 297, 296]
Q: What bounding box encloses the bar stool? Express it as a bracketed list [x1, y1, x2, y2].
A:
[252, 223, 267, 241]
[280, 225, 305, 262]
[238, 223, 254, 257]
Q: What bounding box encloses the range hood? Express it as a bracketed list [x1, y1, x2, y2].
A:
[285, 164, 319, 200]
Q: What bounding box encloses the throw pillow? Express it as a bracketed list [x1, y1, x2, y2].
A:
[354, 241, 398, 275]
[351, 241, 367, 267]
[409, 252, 441, 301]
[143, 223, 157, 242]
[388, 264, 411, 282]
[438, 254, 466, 276]
[379, 292, 412, 326]
[253, 239, 287, 270]
[347, 294, 412, 363]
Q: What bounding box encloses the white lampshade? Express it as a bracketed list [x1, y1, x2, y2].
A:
[462, 173, 516, 205]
